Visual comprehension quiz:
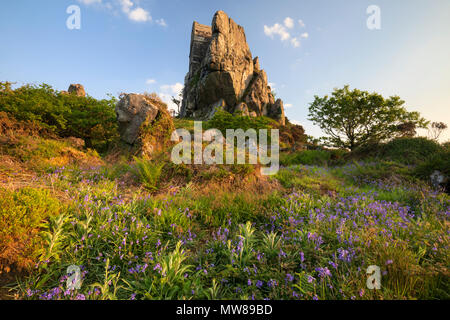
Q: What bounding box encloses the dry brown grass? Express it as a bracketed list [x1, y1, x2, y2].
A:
[0, 112, 104, 174]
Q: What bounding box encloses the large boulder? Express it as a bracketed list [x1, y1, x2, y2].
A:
[68, 84, 86, 97]
[115, 94, 175, 158]
[181, 11, 285, 125]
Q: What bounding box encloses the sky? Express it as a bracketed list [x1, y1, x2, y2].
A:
[0, 0, 449, 141]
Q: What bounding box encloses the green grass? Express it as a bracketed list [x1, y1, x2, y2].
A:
[5, 158, 447, 301]
[173, 118, 196, 134]
[280, 149, 347, 167]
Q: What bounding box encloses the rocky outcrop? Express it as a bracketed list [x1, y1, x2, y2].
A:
[181, 11, 285, 125]
[269, 99, 286, 126]
[234, 102, 249, 116]
[243, 70, 274, 117]
[67, 84, 86, 97]
[116, 94, 175, 158]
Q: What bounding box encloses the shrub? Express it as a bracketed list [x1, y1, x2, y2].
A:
[414, 150, 450, 181]
[0, 82, 118, 152]
[229, 163, 255, 176]
[280, 149, 347, 167]
[0, 188, 63, 272]
[380, 137, 443, 165]
[351, 141, 383, 159]
[278, 119, 308, 150]
[137, 105, 175, 158]
[2, 134, 103, 171]
[131, 157, 164, 191]
[173, 118, 195, 133]
[162, 162, 193, 183]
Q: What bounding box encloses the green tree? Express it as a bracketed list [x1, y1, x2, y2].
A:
[308, 85, 428, 150]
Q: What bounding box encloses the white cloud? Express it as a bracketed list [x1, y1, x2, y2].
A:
[77, 0, 114, 9]
[291, 38, 300, 48]
[119, 0, 133, 13]
[155, 18, 167, 27]
[146, 79, 156, 85]
[128, 7, 151, 22]
[78, 0, 166, 25]
[158, 93, 176, 112]
[291, 120, 302, 126]
[160, 83, 183, 95]
[264, 18, 309, 48]
[159, 83, 184, 112]
[118, 0, 151, 22]
[285, 103, 293, 108]
[264, 23, 290, 41]
[284, 17, 294, 29]
[77, 0, 102, 5]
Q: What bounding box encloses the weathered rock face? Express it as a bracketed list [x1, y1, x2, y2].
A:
[243, 70, 274, 117]
[181, 11, 285, 125]
[269, 99, 286, 126]
[234, 102, 249, 116]
[116, 94, 175, 158]
[116, 94, 159, 145]
[68, 84, 86, 97]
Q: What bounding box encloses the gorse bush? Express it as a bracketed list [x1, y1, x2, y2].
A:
[0, 82, 118, 152]
[0, 188, 63, 272]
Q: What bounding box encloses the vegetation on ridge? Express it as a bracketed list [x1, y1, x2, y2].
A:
[0, 82, 448, 301]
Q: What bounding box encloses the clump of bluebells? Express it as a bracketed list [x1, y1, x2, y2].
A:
[17, 163, 450, 300]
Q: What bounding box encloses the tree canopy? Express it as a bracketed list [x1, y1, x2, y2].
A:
[308, 85, 428, 150]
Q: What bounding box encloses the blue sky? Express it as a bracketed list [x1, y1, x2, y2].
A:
[1, 0, 449, 140]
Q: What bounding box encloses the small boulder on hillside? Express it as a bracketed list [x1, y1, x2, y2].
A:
[68, 84, 86, 97]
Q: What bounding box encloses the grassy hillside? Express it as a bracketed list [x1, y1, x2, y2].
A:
[0, 84, 448, 300]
